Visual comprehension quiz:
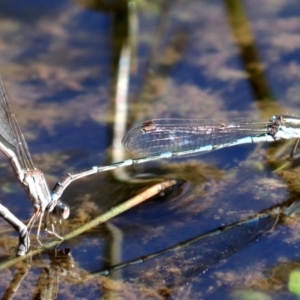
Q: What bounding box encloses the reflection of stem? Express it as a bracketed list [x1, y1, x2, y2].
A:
[2, 264, 31, 300]
[107, 4, 136, 293]
[111, 1, 138, 181]
[225, 0, 274, 103]
[112, 43, 131, 181]
[103, 223, 123, 281]
[33, 266, 59, 299]
[0, 180, 177, 270]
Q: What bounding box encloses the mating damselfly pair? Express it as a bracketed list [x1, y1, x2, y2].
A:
[0, 76, 300, 256]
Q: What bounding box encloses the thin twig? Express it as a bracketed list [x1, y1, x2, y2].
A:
[0, 179, 176, 270]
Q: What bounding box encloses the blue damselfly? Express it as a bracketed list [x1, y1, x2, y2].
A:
[52, 115, 300, 199]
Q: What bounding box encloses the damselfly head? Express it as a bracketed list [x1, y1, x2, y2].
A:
[51, 201, 70, 220]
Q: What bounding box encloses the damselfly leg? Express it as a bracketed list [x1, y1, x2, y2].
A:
[0, 203, 30, 256]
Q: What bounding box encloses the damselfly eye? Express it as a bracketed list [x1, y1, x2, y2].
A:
[60, 204, 70, 220]
[52, 202, 70, 220]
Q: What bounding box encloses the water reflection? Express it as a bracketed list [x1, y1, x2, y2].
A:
[2, 248, 75, 300]
[1, 194, 300, 299]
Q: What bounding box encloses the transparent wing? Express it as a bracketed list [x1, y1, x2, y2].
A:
[0, 79, 34, 169]
[123, 118, 271, 156]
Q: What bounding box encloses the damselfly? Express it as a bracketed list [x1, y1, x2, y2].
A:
[0, 79, 69, 256]
[51, 115, 300, 200]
